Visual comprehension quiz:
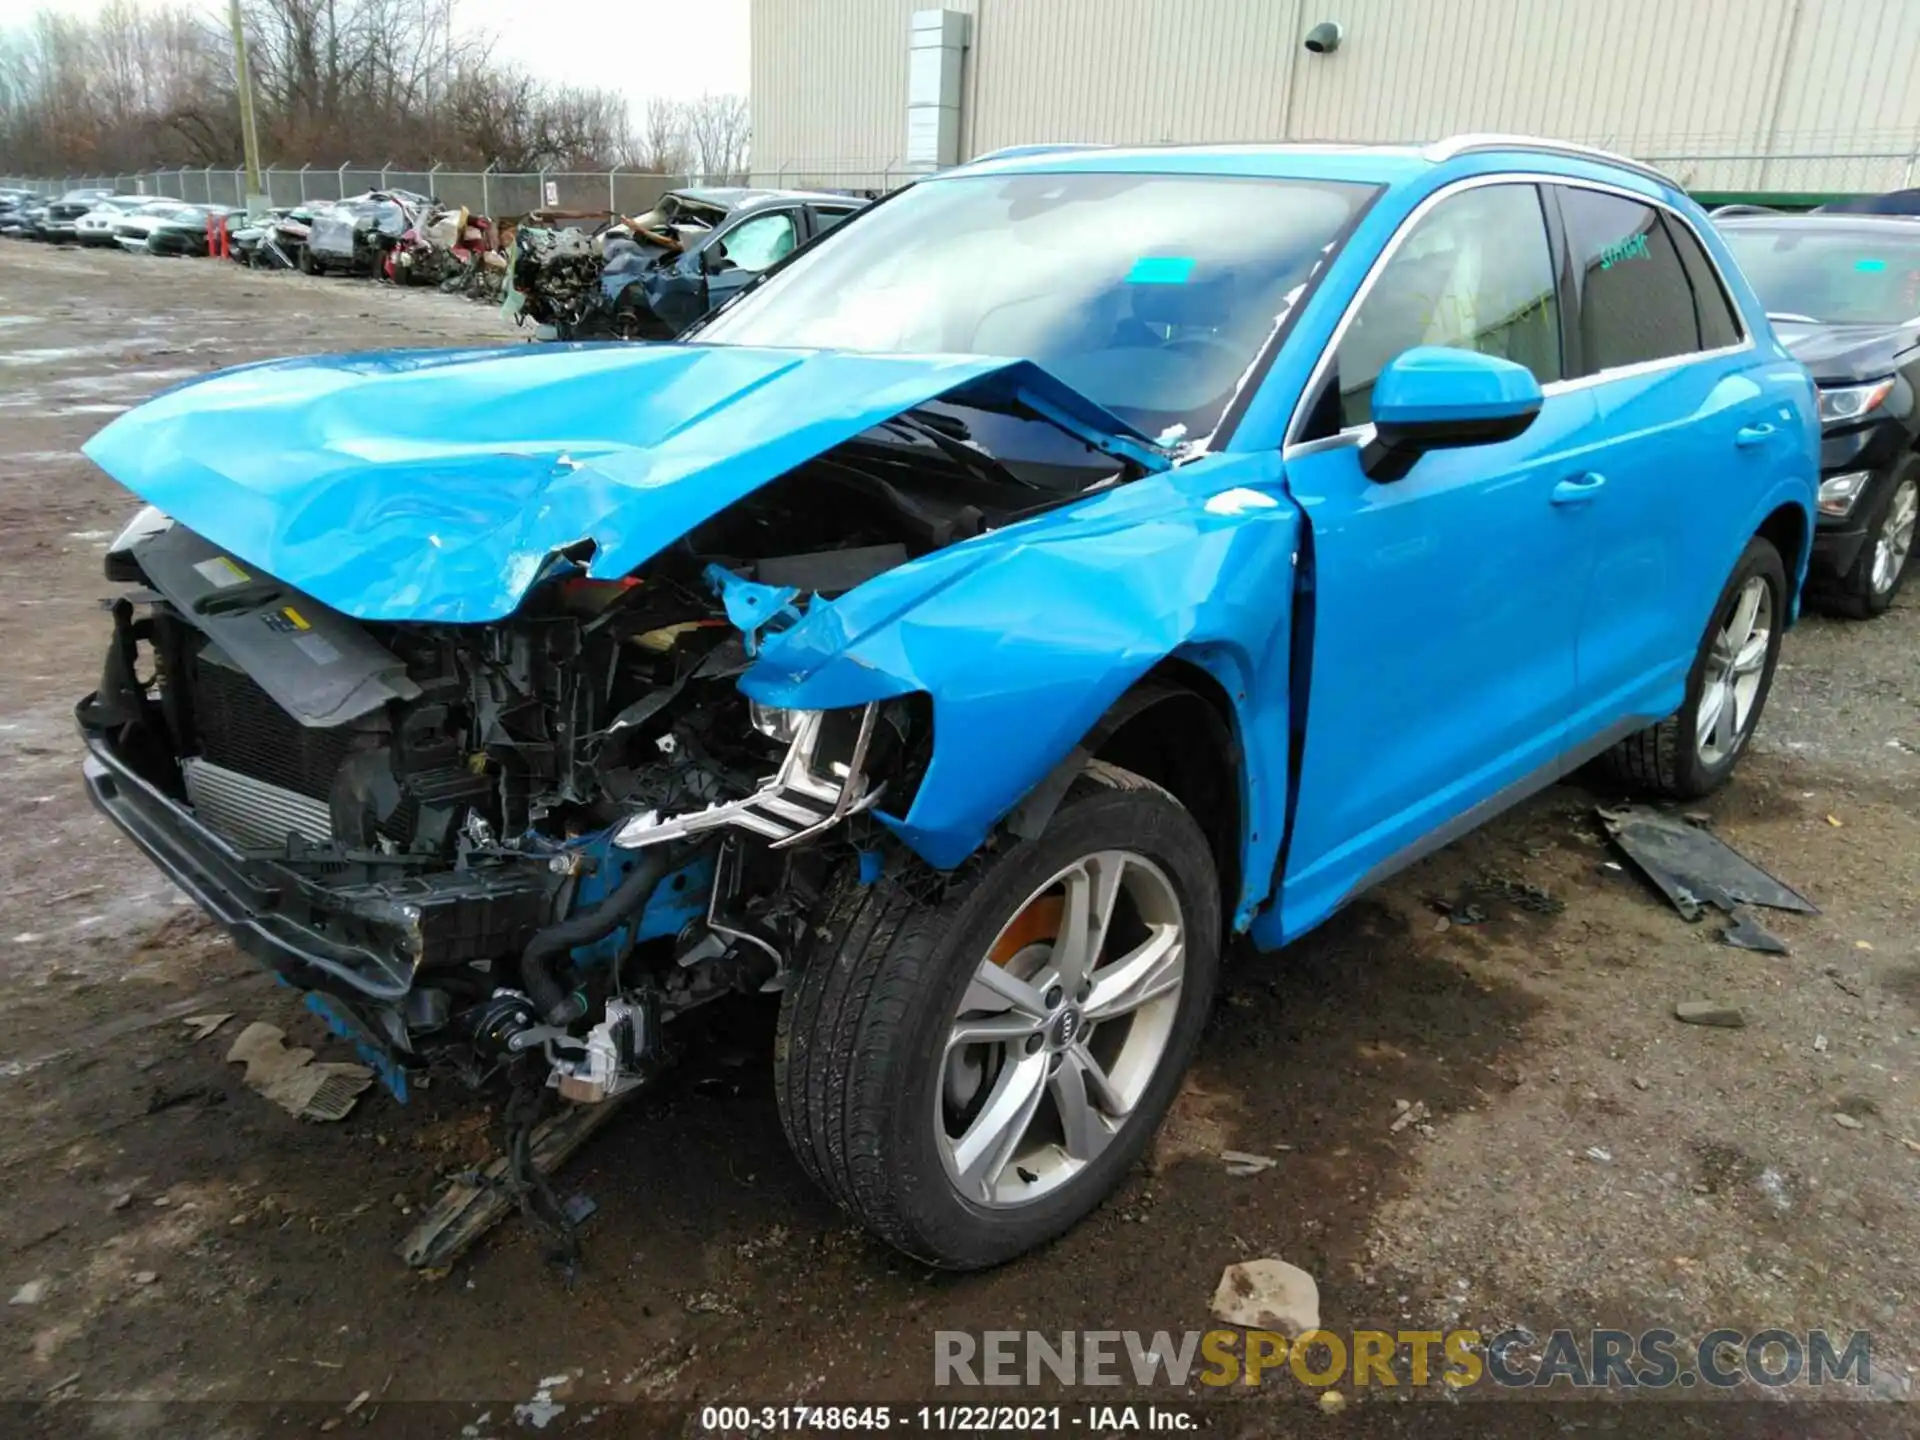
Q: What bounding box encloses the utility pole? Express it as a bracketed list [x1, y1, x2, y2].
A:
[228, 0, 266, 217]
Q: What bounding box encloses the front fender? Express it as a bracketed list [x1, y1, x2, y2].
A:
[740, 454, 1301, 926]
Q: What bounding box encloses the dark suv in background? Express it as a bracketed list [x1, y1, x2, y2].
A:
[1720, 213, 1920, 616]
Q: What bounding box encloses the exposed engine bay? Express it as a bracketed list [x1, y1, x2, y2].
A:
[79, 401, 1131, 1110]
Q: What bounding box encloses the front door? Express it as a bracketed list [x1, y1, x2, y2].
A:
[1276, 180, 1598, 937]
[701, 209, 802, 312]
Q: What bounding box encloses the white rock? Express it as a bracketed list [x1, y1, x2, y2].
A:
[9, 1279, 47, 1306]
[1210, 1258, 1320, 1335]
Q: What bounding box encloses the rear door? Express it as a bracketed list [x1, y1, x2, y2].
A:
[1546, 184, 1784, 736]
[806, 204, 862, 239]
[1277, 180, 1599, 935]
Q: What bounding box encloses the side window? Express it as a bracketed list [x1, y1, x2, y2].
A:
[716, 212, 797, 273]
[1332, 184, 1562, 429]
[1666, 216, 1744, 349]
[1557, 187, 1702, 372]
[814, 207, 858, 233]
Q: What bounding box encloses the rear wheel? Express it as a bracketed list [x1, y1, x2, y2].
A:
[1818, 460, 1918, 619]
[1602, 535, 1786, 798]
[774, 762, 1220, 1269]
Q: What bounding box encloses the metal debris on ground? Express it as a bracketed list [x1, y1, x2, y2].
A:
[1599, 805, 1815, 952]
[1220, 1150, 1278, 1176]
[224, 1021, 374, 1122]
[1674, 1001, 1746, 1028]
[1428, 871, 1564, 924]
[180, 1013, 233, 1042]
[398, 1091, 636, 1270]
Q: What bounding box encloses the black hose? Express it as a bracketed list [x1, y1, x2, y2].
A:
[521, 843, 680, 1024]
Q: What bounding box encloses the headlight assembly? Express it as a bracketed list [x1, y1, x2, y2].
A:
[1817, 379, 1894, 426]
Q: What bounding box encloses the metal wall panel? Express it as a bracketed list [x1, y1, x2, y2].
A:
[751, 0, 1920, 191]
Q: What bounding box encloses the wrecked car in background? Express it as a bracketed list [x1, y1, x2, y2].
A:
[78, 139, 1815, 1270]
[511, 188, 865, 339]
[228, 206, 317, 269]
[302, 190, 430, 276]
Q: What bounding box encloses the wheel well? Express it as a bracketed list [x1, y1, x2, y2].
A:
[1087, 662, 1243, 908]
[1757, 502, 1807, 576]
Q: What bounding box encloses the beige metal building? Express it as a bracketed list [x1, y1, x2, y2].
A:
[750, 0, 1920, 197]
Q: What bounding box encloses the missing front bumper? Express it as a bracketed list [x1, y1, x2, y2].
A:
[79, 719, 551, 1006]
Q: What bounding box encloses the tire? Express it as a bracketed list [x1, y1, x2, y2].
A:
[774, 761, 1221, 1269]
[1814, 459, 1918, 619]
[298, 245, 319, 276]
[1602, 535, 1787, 799]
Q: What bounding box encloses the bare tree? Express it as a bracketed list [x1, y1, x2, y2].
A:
[0, 0, 744, 184]
[631, 95, 689, 175]
[681, 92, 749, 183]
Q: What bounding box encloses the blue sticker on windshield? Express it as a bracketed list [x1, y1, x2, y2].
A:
[1855, 258, 1888, 272]
[1126, 256, 1195, 284]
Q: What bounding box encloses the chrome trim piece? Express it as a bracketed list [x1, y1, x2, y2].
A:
[1281, 171, 1755, 453]
[611, 703, 884, 853]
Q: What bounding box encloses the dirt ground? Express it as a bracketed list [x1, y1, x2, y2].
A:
[0, 241, 1916, 1439]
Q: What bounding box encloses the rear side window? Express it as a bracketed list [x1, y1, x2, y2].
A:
[1331, 182, 1562, 428]
[1558, 188, 1706, 373]
[1667, 219, 1744, 349]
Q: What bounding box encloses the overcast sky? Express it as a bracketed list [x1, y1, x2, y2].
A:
[0, 0, 752, 105]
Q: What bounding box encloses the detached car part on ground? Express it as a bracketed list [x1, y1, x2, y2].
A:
[79, 140, 1818, 1269]
[1720, 213, 1920, 616]
[509, 189, 864, 340]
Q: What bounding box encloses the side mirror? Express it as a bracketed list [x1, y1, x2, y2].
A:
[1360, 347, 1544, 481]
[700, 242, 729, 274]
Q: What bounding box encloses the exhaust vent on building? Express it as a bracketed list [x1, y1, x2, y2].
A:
[907, 8, 971, 172]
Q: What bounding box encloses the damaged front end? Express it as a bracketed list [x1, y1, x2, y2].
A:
[76, 345, 1161, 1108]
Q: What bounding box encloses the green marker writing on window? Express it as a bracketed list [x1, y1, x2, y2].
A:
[1599, 233, 1651, 270]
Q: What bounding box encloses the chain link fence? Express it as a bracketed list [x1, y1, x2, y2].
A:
[5, 150, 1916, 210]
[0, 165, 893, 213]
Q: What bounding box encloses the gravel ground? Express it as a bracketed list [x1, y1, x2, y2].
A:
[0, 241, 1916, 1439]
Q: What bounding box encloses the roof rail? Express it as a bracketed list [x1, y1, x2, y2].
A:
[1423, 133, 1676, 186]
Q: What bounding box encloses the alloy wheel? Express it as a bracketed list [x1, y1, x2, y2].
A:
[1696, 574, 1775, 767]
[1872, 477, 1917, 596]
[936, 850, 1186, 1208]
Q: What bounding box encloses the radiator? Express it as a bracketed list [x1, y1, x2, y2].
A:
[182, 757, 333, 849]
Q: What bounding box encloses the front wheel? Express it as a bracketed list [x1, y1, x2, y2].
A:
[774, 762, 1221, 1269]
[1817, 461, 1918, 619]
[1602, 535, 1786, 798]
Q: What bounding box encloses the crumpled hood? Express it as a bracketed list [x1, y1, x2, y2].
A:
[83, 342, 1163, 623]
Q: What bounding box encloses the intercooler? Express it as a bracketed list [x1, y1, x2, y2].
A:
[179, 656, 347, 849]
[182, 757, 333, 849]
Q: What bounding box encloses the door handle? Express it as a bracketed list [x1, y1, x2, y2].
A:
[1735, 422, 1777, 448]
[1551, 472, 1607, 505]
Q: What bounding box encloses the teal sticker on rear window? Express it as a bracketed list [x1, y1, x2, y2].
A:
[1855, 258, 1888, 272]
[1126, 256, 1195, 284]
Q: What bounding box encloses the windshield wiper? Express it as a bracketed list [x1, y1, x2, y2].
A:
[871, 410, 1048, 491]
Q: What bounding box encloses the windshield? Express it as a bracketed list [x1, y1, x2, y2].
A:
[1723, 224, 1920, 325]
[695, 171, 1376, 438]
